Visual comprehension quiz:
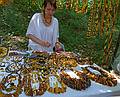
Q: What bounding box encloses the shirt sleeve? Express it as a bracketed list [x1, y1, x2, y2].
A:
[56, 20, 59, 38]
[26, 14, 37, 36]
[52, 18, 59, 47]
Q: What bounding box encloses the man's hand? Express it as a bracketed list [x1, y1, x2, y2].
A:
[43, 40, 51, 47]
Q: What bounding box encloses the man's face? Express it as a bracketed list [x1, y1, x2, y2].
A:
[44, 3, 55, 17]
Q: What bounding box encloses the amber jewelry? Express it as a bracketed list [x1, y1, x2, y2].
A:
[80, 0, 88, 14]
[8, 53, 24, 65]
[46, 74, 67, 94]
[60, 70, 90, 91]
[32, 51, 49, 57]
[0, 73, 22, 97]
[73, 70, 91, 88]
[55, 52, 78, 67]
[0, 47, 8, 58]
[59, 57, 78, 67]
[21, 63, 48, 96]
[21, 62, 49, 81]
[5, 61, 22, 73]
[26, 51, 49, 65]
[82, 65, 117, 87]
[7, 51, 24, 72]
[23, 73, 47, 96]
[47, 52, 78, 72]
[77, 57, 93, 65]
[58, 52, 78, 59]
[41, 13, 52, 27]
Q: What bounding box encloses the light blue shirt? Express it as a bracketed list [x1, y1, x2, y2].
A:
[26, 13, 59, 52]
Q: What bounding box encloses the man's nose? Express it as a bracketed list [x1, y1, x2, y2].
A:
[49, 10, 53, 15]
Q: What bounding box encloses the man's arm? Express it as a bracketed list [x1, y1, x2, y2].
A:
[27, 34, 51, 47]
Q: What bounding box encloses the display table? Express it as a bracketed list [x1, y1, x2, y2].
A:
[0, 51, 120, 97]
[18, 78, 120, 97]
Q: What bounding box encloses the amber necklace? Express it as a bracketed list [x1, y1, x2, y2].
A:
[41, 13, 52, 27]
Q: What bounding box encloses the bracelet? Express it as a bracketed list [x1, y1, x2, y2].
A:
[23, 73, 47, 96]
[47, 74, 66, 94]
[82, 65, 117, 86]
[60, 70, 91, 90]
[0, 47, 8, 58]
[0, 73, 22, 97]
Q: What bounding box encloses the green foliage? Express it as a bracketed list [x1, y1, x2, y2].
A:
[0, 1, 28, 36]
[56, 10, 88, 48]
[0, 0, 44, 36]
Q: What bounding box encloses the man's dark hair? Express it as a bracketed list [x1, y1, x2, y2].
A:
[42, 0, 57, 10]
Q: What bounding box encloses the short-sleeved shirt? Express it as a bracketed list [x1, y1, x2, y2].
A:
[26, 13, 59, 52]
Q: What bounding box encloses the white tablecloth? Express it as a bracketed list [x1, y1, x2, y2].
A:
[18, 79, 120, 97]
[0, 55, 120, 97]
